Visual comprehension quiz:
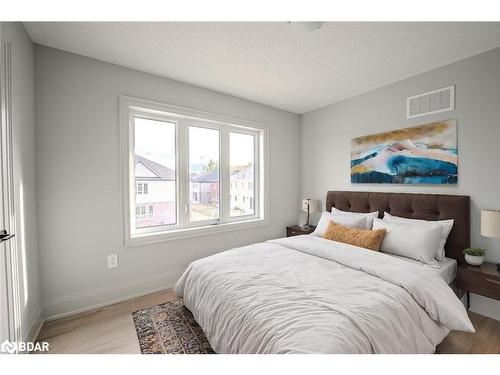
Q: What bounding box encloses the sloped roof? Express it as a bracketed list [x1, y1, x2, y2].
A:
[231, 165, 253, 180]
[135, 155, 175, 181]
[191, 170, 219, 183]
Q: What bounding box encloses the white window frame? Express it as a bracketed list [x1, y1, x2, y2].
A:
[228, 130, 258, 220]
[186, 122, 222, 227]
[119, 95, 269, 247]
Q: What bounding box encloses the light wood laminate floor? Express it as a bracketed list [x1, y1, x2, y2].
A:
[37, 290, 178, 354]
[36, 289, 500, 354]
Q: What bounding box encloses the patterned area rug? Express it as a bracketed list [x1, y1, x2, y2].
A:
[132, 298, 215, 354]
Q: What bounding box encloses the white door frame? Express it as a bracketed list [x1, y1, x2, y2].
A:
[0, 27, 22, 351]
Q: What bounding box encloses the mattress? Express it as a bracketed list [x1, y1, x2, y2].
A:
[386, 254, 457, 284]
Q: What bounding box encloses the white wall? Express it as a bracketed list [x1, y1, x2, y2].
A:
[35, 45, 301, 318]
[301, 47, 500, 320]
[0, 23, 42, 340]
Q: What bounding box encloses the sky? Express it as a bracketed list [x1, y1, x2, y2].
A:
[134, 117, 254, 170]
[230, 132, 254, 167]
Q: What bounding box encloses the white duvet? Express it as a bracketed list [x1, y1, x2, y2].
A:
[175, 235, 474, 354]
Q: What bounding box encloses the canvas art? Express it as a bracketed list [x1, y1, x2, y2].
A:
[351, 120, 457, 184]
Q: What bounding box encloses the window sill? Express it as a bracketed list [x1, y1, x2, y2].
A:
[125, 217, 268, 247]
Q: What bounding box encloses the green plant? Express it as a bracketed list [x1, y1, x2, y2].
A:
[202, 159, 219, 173]
[463, 248, 486, 257]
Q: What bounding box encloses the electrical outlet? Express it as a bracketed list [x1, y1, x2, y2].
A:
[107, 254, 118, 269]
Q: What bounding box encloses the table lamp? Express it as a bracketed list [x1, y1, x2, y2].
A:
[481, 210, 500, 271]
[300, 198, 319, 230]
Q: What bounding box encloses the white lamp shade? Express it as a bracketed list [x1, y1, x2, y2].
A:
[302, 199, 319, 213]
[481, 210, 500, 238]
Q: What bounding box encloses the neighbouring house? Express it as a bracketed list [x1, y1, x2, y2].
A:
[230, 165, 254, 215]
[135, 155, 176, 228]
[188, 165, 254, 214]
[191, 170, 219, 204]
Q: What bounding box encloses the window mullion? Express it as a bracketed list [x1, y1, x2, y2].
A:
[254, 132, 260, 219]
[177, 119, 189, 228]
[128, 112, 137, 234]
[220, 129, 230, 222]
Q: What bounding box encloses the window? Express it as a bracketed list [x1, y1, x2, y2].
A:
[133, 117, 176, 229]
[136, 205, 147, 220]
[230, 132, 255, 217]
[189, 126, 220, 222]
[120, 96, 268, 245]
[136, 183, 149, 195]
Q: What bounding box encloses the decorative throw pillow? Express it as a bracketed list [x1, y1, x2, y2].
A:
[323, 221, 386, 251]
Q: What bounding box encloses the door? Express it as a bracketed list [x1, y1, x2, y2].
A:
[0, 27, 19, 350]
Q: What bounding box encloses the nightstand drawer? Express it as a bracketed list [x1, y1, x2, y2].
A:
[458, 269, 500, 300]
[287, 229, 304, 237]
[286, 225, 316, 237]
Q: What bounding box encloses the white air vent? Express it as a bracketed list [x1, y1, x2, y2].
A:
[406, 85, 455, 119]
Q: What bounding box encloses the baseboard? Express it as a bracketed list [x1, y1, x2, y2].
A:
[43, 272, 180, 321]
[469, 293, 500, 321]
[23, 308, 44, 342]
[20, 307, 45, 353]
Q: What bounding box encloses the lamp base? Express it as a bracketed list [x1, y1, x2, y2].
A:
[298, 224, 311, 231]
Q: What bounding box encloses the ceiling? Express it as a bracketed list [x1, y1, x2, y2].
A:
[24, 22, 500, 114]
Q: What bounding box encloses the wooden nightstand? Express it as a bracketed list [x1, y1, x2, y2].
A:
[457, 262, 500, 310]
[286, 225, 316, 237]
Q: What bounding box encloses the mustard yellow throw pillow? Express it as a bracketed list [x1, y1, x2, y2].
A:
[323, 221, 386, 251]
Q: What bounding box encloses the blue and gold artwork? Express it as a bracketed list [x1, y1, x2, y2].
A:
[351, 120, 457, 184]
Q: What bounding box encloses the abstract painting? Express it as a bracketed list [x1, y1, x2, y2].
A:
[351, 120, 457, 184]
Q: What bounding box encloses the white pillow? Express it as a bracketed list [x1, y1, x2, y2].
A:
[383, 212, 454, 261]
[331, 207, 379, 230]
[372, 218, 442, 267]
[312, 211, 367, 237]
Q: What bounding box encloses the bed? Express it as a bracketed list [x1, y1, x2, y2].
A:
[175, 191, 474, 354]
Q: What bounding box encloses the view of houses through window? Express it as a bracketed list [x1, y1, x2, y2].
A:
[134, 117, 176, 229]
[129, 103, 262, 236]
[189, 126, 220, 222]
[230, 132, 255, 217]
[188, 129, 256, 222]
